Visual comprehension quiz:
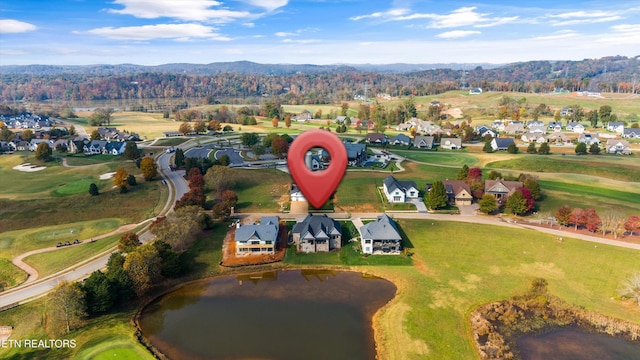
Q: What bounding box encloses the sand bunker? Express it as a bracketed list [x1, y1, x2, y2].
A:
[99, 172, 116, 180]
[12, 163, 46, 172]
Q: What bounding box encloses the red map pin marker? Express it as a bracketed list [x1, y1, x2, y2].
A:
[287, 130, 347, 209]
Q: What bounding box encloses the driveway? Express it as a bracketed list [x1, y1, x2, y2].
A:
[458, 204, 478, 216]
[409, 199, 428, 213]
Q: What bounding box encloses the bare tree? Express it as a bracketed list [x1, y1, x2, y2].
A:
[619, 272, 640, 306]
[47, 281, 87, 333]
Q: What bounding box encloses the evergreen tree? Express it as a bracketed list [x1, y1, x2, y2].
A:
[526, 142, 537, 154]
[589, 142, 601, 155]
[507, 144, 518, 154]
[478, 194, 498, 214]
[89, 183, 99, 196]
[174, 148, 185, 167]
[505, 190, 528, 215]
[123, 141, 139, 160]
[425, 181, 448, 210]
[575, 142, 587, 155]
[538, 142, 551, 155]
[456, 164, 469, 180]
[483, 141, 493, 153]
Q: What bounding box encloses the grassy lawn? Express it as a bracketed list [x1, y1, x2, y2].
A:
[0, 258, 27, 290]
[151, 137, 191, 146]
[63, 153, 121, 166]
[487, 154, 640, 182]
[0, 300, 154, 360]
[23, 226, 144, 279]
[75, 111, 178, 140]
[369, 219, 640, 359]
[232, 168, 291, 212]
[390, 149, 480, 167]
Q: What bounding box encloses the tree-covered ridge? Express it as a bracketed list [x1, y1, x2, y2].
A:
[0, 56, 637, 102]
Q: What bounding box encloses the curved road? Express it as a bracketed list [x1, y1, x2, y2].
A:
[0, 152, 189, 309]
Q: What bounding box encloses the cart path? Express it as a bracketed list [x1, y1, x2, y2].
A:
[12, 223, 140, 285]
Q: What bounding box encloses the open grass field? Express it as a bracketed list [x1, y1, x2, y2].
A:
[487, 154, 640, 182]
[75, 111, 178, 140]
[63, 153, 122, 166]
[367, 219, 640, 359]
[232, 168, 291, 212]
[0, 258, 27, 290]
[151, 137, 191, 146]
[390, 149, 479, 167]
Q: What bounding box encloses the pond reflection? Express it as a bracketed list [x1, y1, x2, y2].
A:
[139, 270, 396, 360]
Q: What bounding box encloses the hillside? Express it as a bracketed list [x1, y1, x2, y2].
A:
[0, 56, 637, 103]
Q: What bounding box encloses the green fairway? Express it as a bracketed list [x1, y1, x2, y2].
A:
[0, 258, 27, 290]
[23, 227, 143, 278]
[487, 155, 640, 182]
[64, 153, 121, 166]
[390, 149, 479, 167]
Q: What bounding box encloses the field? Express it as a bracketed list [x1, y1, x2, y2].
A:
[3, 220, 638, 359]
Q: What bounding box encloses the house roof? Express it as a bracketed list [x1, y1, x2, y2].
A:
[413, 135, 434, 147]
[366, 133, 387, 142]
[360, 214, 401, 241]
[441, 180, 471, 197]
[623, 128, 640, 136]
[485, 179, 522, 194]
[344, 142, 366, 160]
[235, 216, 279, 242]
[292, 214, 341, 241]
[492, 137, 515, 148]
[441, 138, 462, 147]
[383, 175, 417, 194]
[390, 134, 411, 143]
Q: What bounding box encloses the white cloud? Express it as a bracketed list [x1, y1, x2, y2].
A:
[549, 10, 620, 19]
[531, 30, 579, 40]
[107, 0, 250, 22]
[282, 38, 320, 44]
[243, 0, 288, 11]
[611, 24, 640, 32]
[547, 10, 624, 26]
[242, 22, 255, 28]
[350, 8, 410, 21]
[82, 23, 231, 41]
[0, 49, 28, 55]
[275, 31, 296, 37]
[0, 19, 37, 34]
[435, 30, 481, 39]
[351, 6, 519, 29]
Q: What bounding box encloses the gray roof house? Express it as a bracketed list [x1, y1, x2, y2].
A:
[383, 175, 419, 203]
[389, 134, 412, 146]
[360, 214, 402, 255]
[485, 179, 522, 205]
[491, 137, 515, 151]
[412, 135, 434, 149]
[622, 128, 640, 138]
[440, 137, 462, 150]
[292, 214, 342, 253]
[504, 122, 525, 134]
[606, 139, 632, 155]
[235, 216, 280, 255]
[343, 142, 367, 166]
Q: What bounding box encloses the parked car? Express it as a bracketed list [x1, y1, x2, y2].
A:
[65, 240, 71, 246]
[73, 239, 81, 244]
[56, 242, 63, 247]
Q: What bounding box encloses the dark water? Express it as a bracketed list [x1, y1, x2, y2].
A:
[139, 270, 396, 360]
[516, 327, 640, 360]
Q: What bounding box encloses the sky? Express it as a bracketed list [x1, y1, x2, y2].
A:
[0, 0, 639, 66]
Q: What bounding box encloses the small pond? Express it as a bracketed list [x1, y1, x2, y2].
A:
[139, 270, 396, 360]
[516, 327, 640, 360]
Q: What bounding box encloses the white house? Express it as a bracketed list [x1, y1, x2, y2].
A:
[383, 175, 419, 203]
[566, 122, 585, 134]
[606, 139, 632, 155]
[491, 137, 515, 151]
[360, 214, 402, 255]
[607, 122, 625, 135]
[521, 133, 547, 144]
[440, 138, 462, 150]
[622, 128, 640, 138]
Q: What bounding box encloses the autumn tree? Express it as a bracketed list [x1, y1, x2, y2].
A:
[271, 137, 289, 158]
[619, 272, 640, 306]
[118, 233, 141, 253]
[90, 129, 101, 140]
[570, 208, 586, 230]
[123, 243, 162, 296]
[178, 121, 192, 135]
[152, 206, 207, 251]
[205, 165, 236, 193]
[22, 129, 34, 142]
[488, 170, 502, 180]
[90, 107, 114, 126]
[625, 215, 640, 236]
[426, 181, 448, 210]
[35, 142, 52, 161]
[467, 167, 482, 183]
[140, 157, 158, 181]
[555, 205, 573, 226]
[478, 194, 498, 214]
[520, 174, 541, 200]
[47, 281, 87, 333]
[208, 120, 221, 131]
[505, 190, 528, 215]
[113, 167, 128, 192]
[284, 115, 291, 128]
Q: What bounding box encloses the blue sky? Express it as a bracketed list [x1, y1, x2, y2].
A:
[1, 0, 639, 65]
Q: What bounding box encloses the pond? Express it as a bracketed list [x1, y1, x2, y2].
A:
[138, 270, 396, 360]
[516, 327, 640, 360]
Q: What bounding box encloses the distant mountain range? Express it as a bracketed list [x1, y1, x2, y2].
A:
[0, 56, 637, 102]
[0, 61, 505, 76]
